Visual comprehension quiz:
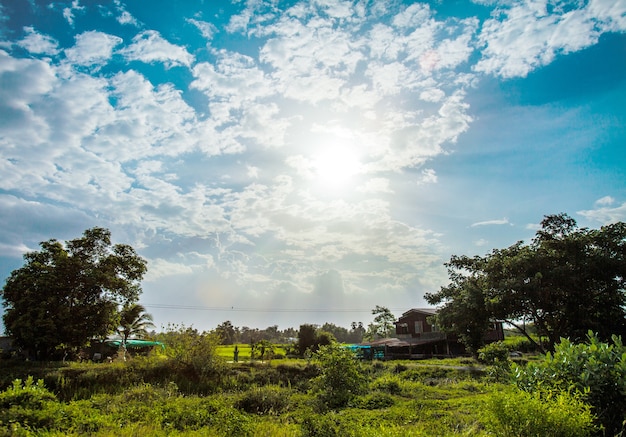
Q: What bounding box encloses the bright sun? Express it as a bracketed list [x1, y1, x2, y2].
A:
[312, 147, 361, 189]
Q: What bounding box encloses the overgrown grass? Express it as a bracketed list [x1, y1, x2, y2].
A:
[0, 349, 599, 437]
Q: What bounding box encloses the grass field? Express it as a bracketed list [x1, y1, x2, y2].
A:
[216, 343, 291, 361]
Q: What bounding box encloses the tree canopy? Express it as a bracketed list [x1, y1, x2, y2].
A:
[1, 227, 147, 359]
[366, 305, 396, 340]
[426, 214, 626, 352]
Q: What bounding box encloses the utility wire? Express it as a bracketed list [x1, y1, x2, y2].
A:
[143, 303, 407, 313]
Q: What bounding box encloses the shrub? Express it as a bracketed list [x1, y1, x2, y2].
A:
[371, 375, 403, 395]
[311, 343, 368, 410]
[0, 377, 62, 430]
[477, 341, 509, 365]
[354, 392, 395, 409]
[512, 332, 626, 435]
[235, 385, 292, 415]
[483, 386, 596, 436]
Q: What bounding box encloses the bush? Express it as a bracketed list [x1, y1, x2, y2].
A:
[311, 344, 368, 410]
[477, 341, 509, 365]
[0, 377, 62, 431]
[235, 385, 292, 415]
[483, 386, 596, 436]
[512, 332, 626, 435]
[354, 392, 395, 409]
[371, 375, 403, 395]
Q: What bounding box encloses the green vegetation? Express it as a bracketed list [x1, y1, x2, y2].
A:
[2, 333, 621, 436]
[427, 214, 626, 354]
[1, 227, 147, 360]
[1, 218, 624, 435]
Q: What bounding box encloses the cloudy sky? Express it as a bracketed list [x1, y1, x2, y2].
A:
[1, 0, 625, 332]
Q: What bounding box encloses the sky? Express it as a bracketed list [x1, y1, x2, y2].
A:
[1, 0, 625, 333]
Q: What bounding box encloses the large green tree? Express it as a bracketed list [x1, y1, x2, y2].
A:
[427, 214, 626, 352]
[1, 227, 147, 359]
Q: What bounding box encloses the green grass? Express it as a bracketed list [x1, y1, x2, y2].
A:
[0, 349, 596, 437]
[216, 344, 291, 361]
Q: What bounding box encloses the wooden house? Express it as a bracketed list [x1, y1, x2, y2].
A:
[386, 308, 505, 358]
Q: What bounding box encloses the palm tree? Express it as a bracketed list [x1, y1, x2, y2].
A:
[117, 303, 155, 360]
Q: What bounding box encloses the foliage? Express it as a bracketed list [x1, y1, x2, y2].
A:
[482, 386, 596, 436]
[1, 228, 147, 359]
[235, 385, 293, 415]
[366, 305, 396, 340]
[427, 214, 626, 353]
[0, 346, 618, 436]
[215, 320, 237, 345]
[117, 303, 154, 342]
[319, 322, 365, 344]
[154, 324, 226, 388]
[311, 343, 368, 410]
[477, 341, 509, 365]
[117, 303, 154, 360]
[426, 269, 492, 355]
[512, 332, 626, 435]
[296, 324, 336, 357]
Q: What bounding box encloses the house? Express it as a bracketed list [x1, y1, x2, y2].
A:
[387, 308, 504, 358]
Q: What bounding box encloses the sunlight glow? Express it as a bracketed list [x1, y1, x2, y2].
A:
[312, 147, 362, 189]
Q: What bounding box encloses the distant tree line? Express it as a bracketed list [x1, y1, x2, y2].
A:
[215, 320, 367, 348]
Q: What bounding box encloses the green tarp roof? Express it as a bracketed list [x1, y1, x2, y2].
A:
[105, 339, 164, 349]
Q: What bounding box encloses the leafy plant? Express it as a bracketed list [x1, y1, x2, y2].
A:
[483, 386, 596, 436]
[0, 377, 62, 431]
[512, 332, 626, 435]
[235, 385, 292, 415]
[311, 343, 368, 410]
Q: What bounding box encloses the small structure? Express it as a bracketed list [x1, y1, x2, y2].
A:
[359, 308, 504, 360]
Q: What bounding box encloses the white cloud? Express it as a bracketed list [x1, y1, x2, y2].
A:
[475, 0, 626, 78]
[17, 27, 59, 55]
[474, 238, 489, 247]
[187, 18, 217, 39]
[145, 258, 194, 281]
[64, 31, 122, 67]
[595, 195, 615, 206]
[63, 0, 85, 26]
[471, 218, 511, 227]
[418, 168, 438, 185]
[121, 30, 194, 68]
[358, 177, 393, 194]
[578, 201, 626, 225]
[118, 11, 137, 26]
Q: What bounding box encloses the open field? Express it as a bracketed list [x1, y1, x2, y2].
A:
[0, 348, 598, 437]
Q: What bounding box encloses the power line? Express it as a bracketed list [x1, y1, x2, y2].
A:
[143, 304, 406, 313]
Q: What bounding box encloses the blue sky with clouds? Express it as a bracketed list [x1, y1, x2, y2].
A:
[1, 0, 625, 331]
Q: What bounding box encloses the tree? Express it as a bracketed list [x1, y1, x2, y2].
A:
[311, 342, 368, 410]
[117, 303, 154, 360]
[216, 320, 237, 345]
[427, 259, 493, 355]
[296, 324, 336, 356]
[297, 324, 319, 356]
[427, 214, 626, 352]
[348, 321, 365, 343]
[366, 305, 395, 339]
[1, 228, 147, 359]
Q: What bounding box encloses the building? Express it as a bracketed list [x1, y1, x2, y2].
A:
[383, 308, 504, 359]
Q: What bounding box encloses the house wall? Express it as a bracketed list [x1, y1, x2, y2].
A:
[395, 311, 438, 338]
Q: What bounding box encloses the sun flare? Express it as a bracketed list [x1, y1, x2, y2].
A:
[312, 147, 361, 189]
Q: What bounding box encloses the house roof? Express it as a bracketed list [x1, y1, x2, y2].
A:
[399, 308, 438, 317]
[360, 336, 447, 347]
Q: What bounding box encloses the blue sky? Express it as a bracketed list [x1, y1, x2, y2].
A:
[1, 0, 625, 332]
